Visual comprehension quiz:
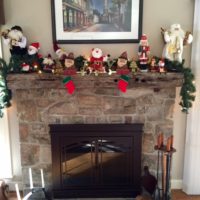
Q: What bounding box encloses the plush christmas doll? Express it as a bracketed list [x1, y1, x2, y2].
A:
[26, 42, 43, 71]
[1, 25, 27, 55]
[21, 62, 31, 72]
[158, 58, 165, 73]
[53, 43, 67, 61]
[64, 52, 77, 75]
[62, 53, 76, 94]
[138, 34, 150, 72]
[42, 54, 56, 73]
[162, 24, 193, 63]
[116, 52, 130, 93]
[116, 51, 130, 75]
[28, 42, 40, 55]
[150, 57, 157, 72]
[89, 48, 107, 73]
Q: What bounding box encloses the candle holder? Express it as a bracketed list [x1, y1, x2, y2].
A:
[15, 168, 51, 200]
[154, 145, 176, 200]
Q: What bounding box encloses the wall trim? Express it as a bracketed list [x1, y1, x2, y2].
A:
[171, 179, 183, 189]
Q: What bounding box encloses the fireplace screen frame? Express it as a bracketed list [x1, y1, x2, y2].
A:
[49, 124, 143, 198]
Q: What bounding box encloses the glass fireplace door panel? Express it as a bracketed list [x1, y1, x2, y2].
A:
[61, 137, 98, 187]
[98, 137, 133, 185]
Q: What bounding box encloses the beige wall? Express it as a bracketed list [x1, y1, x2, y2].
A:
[2, 0, 194, 183]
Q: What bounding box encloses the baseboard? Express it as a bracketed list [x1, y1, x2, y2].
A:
[171, 179, 183, 189]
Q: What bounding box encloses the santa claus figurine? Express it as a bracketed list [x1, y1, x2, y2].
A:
[53, 43, 67, 61]
[162, 24, 193, 63]
[28, 42, 40, 55]
[138, 34, 150, 72]
[89, 48, 107, 73]
[21, 62, 31, 72]
[158, 58, 165, 73]
[1, 25, 27, 55]
[42, 54, 56, 73]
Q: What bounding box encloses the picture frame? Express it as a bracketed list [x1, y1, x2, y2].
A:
[51, 0, 143, 44]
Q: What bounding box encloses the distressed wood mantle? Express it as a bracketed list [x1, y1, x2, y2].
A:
[7, 72, 183, 90]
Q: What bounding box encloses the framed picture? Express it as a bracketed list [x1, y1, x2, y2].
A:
[51, 0, 143, 44]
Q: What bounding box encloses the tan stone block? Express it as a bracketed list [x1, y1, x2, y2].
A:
[48, 101, 78, 115]
[103, 97, 124, 114]
[62, 116, 84, 124]
[142, 134, 155, 154]
[40, 146, 52, 164]
[36, 98, 54, 108]
[155, 122, 173, 138]
[29, 133, 50, 145]
[146, 106, 164, 121]
[17, 100, 38, 122]
[94, 88, 120, 96]
[85, 116, 96, 123]
[78, 95, 102, 106]
[21, 144, 40, 166]
[142, 154, 157, 170]
[109, 116, 123, 123]
[79, 107, 102, 115]
[19, 123, 29, 142]
[125, 116, 132, 124]
[164, 99, 175, 119]
[132, 114, 145, 123]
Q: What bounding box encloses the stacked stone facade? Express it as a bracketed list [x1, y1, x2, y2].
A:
[7, 73, 182, 194]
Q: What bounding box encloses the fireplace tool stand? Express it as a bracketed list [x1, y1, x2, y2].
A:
[154, 145, 176, 200]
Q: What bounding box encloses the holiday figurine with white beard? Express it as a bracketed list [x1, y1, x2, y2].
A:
[26, 42, 43, 72]
[1, 25, 27, 55]
[162, 24, 193, 63]
[42, 54, 56, 73]
[28, 42, 40, 56]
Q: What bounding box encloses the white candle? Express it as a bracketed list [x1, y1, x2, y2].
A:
[40, 169, 45, 188]
[29, 168, 33, 189]
[15, 183, 21, 200]
[23, 192, 32, 200]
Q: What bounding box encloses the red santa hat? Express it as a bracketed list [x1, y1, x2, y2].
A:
[119, 51, 128, 60]
[53, 43, 61, 54]
[140, 34, 147, 41]
[29, 42, 40, 51]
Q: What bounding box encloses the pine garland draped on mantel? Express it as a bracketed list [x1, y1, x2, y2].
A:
[0, 56, 196, 117]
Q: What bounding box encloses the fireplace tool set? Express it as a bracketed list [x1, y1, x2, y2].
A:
[154, 133, 176, 200]
[15, 168, 51, 200]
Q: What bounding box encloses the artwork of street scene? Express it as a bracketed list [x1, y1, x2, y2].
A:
[62, 0, 132, 32]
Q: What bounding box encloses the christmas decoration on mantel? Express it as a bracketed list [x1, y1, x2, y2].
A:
[0, 58, 12, 117]
[0, 24, 196, 117]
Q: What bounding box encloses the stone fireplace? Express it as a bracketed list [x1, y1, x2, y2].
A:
[7, 72, 182, 197]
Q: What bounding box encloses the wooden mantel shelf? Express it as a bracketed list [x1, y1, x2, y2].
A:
[7, 72, 183, 90]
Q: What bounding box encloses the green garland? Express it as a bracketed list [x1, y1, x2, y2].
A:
[0, 58, 12, 117]
[164, 59, 196, 113]
[0, 55, 196, 117]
